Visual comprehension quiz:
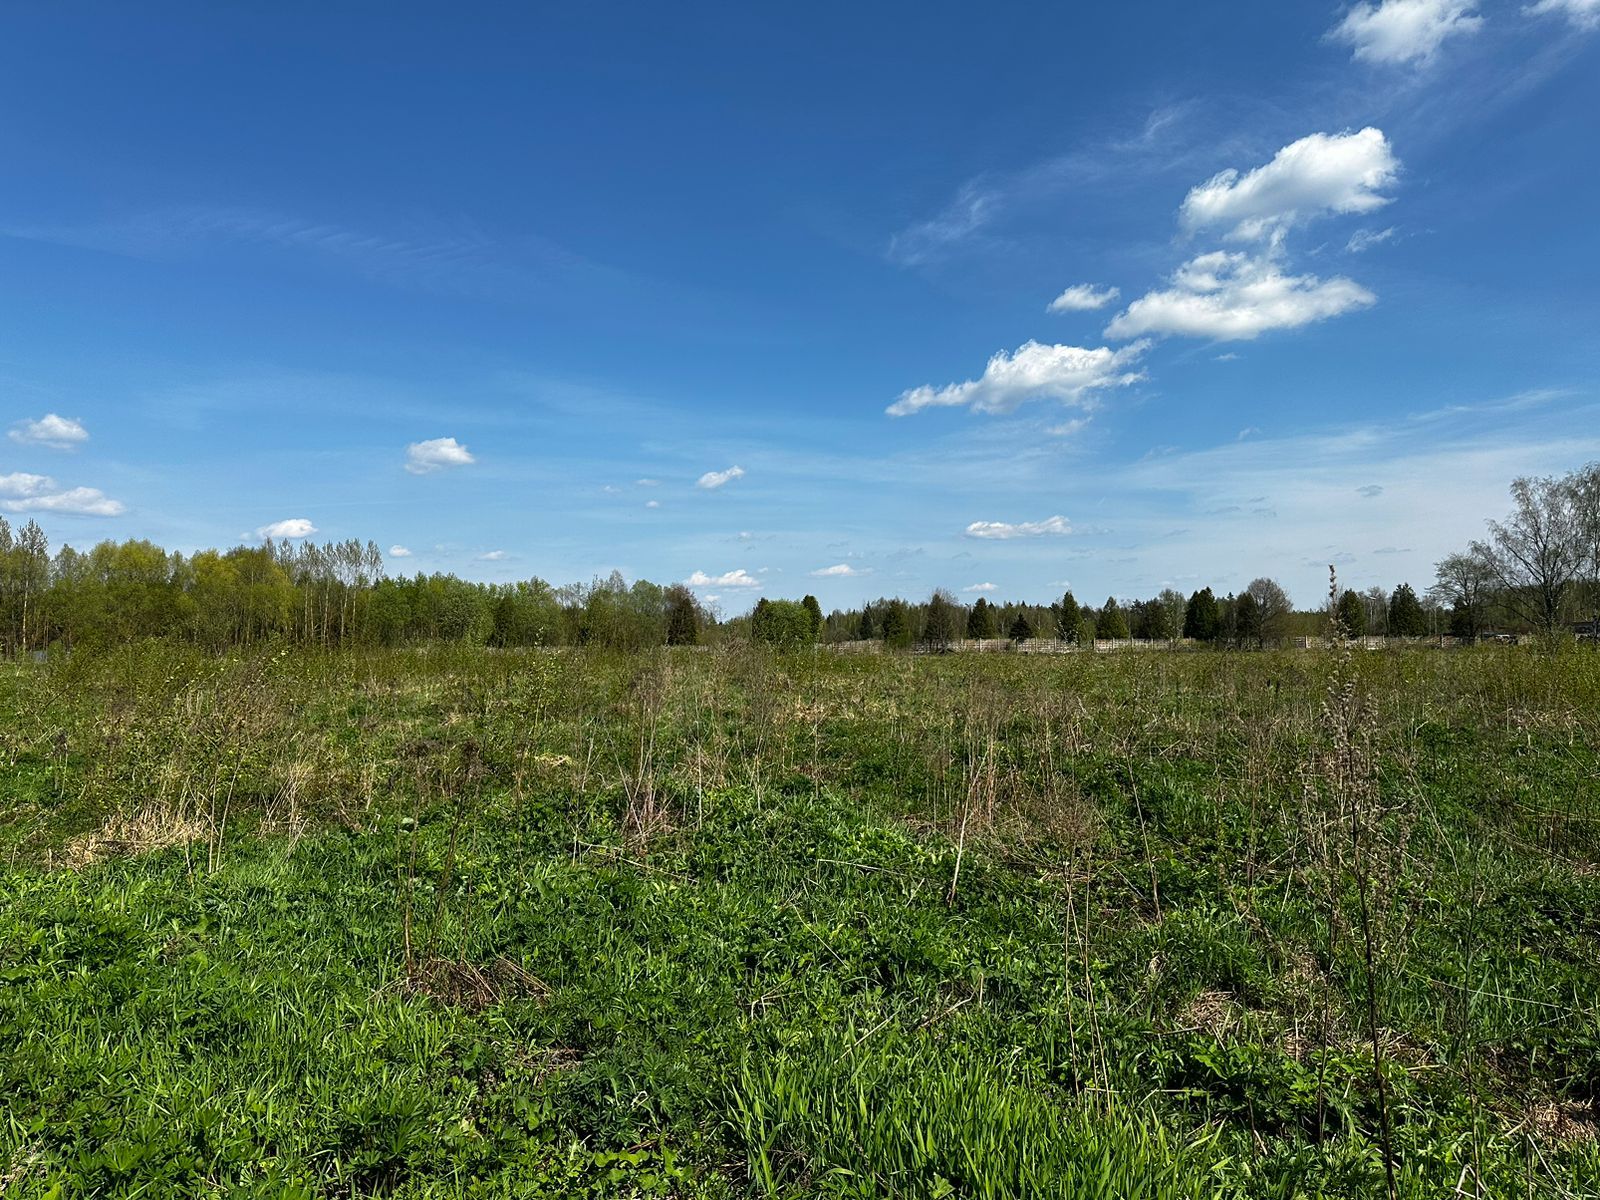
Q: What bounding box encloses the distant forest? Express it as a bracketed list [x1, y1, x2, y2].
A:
[1, 463, 1595, 654]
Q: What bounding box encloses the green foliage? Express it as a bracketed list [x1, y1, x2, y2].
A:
[1008, 611, 1034, 640]
[1184, 589, 1221, 642]
[921, 590, 958, 649]
[1132, 597, 1175, 641]
[1055, 591, 1082, 640]
[1234, 591, 1262, 645]
[1096, 597, 1129, 640]
[736, 1027, 1221, 1198]
[1388, 582, 1428, 637]
[750, 598, 815, 648]
[857, 604, 878, 640]
[666, 586, 701, 647]
[1336, 589, 1367, 637]
[967, 597, 997, 640]
[879, 599, 914, 649]
[801, 595, 824, 643]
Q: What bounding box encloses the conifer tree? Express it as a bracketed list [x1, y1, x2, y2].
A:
[1097, 596, 1129, 640]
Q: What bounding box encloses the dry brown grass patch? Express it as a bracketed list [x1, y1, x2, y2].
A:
[61, 805, 210, 868]
[401, 955, 550, 1012]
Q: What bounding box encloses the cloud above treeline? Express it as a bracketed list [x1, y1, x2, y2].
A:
[687, 567, 759, 587]
[258, 518, 317, 539]
[10, 413, 89, 450]
[0, 471, 123, 516]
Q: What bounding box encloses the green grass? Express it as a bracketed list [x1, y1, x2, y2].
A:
[2, 643, 1599, 1196]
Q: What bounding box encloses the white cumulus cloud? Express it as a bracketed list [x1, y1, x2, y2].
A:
[478, 550, 507, 561]
[696, 465, 746, 490]
[645, 499, 661, 509]
[9, 413, 89, 450]
[686, 568, 760, 588]
[404, 436, 476, 474]
[1329, 0, 1483, 63]
[388, 545, 413, 557]
[1104, 251, 1375, 341]
[258, 518, 316, 539]
[0, 472, 124, 516]
[1180, 128, 1399, 241]
[964, 515, 1072, 539]
[1525, 0, 1600, 28]
[888, 340, 1148, 417]
[1047, 283, 1120, 312]
[963, 582, 999, 593]
[809, 563, 871, 577]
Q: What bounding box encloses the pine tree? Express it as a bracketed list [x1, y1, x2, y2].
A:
[801, 594, 823, 642]
[966, 596, 997, 639]
[1336, 588, 1366, 636]
[1008, 611, 1033, 640]
[1235, 591, 1262, 645]
[665, 586, 699, 645]
[1388, 582, 1428, 637]
[880, 599, 913, 648]
[1183, 588, 1220, 641]
[1055, 590, 1081, 639]
[922, 589, 957, 648]
[1097, 596, 1129, 640]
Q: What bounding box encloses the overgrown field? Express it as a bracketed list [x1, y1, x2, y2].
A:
[2, 643, 1599, 1198]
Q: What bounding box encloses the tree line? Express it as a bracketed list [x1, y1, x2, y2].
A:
[0, 528, 711, 654]
[2, 463, 1594, 655]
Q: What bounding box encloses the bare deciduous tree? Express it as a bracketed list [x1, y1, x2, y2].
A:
[1473, 474, 1580, 636]
[1429, 549, 1496, 639]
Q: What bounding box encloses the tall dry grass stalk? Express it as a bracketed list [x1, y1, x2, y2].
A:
[1309, 565, 1404, 1199]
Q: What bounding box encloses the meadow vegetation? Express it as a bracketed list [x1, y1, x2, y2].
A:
[2, 639, 1599, 1197]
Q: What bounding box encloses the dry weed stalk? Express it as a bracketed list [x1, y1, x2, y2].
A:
[1309, 565, 1404, 1199]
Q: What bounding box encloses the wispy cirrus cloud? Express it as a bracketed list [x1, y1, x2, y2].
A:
[1524, 0, 1600, 29]
[2, 204, 648, 304]
[1347, 226, 1397, 252]
[884, 104, 1201, 266]
[9, 413, 89, 450]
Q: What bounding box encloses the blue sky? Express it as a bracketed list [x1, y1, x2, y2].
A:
[3, 1, 1598, 614]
